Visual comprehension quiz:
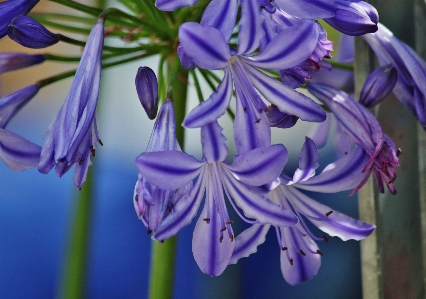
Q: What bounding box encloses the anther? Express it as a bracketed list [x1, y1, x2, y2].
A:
[323, 236, 329, 242]
[203, 218, 210, 223]
[258, 108, 263, 113]
[135, 194, 139, 202]
[90, 146, 96, 157]
[220, 227, 227, 232]
[99, 139, 104, 146]
[230, 235, 234, 242]
[147, 228, 152, 235]
[281, 247, 288, 251]
[289, 258, 294, 266]
[220, 236, 223, 243]
[243, 106, 247, 112]
[299, 250, 306, 256]
[316, 250, 323, 256]
[325, 211, 333, 217]
[226, 220, 234, 224]
[79, 158, 84, 165]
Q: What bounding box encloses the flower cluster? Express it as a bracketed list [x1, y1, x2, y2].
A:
[1, 0, 426, 288]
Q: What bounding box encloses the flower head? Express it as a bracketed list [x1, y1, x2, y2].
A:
[38, 20, 104, 189]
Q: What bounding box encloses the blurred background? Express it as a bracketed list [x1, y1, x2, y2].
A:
[0, 1, 366, 298]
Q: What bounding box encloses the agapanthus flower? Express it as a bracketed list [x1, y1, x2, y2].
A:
[0, 84, 39, 129]
[363, 23, 426, 130]
[0, 128, 41, 171]
[308, 83, 400, 194]
[230, 138, 375, 285]
[0, 0, 39, 38]
[179, 22, 326, 154]
[38, 19, 104, 189]
[134, 99, 191, 234]
[324, 0, 379, 35]
[136, 120, 298, 276]
[8, 15, 60, 49]
[0, 53, 45, 74]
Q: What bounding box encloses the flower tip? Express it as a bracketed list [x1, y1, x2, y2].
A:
[135, 66, 159, 119]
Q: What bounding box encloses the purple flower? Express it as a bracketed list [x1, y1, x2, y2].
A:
[359, 64, 397, 108]
[324, 0, 378, 35]
[308, 83, 400, 194]
[0, 128, 41, 171]
[134, 99, 191, 234]
[179, 22, 325, 154]
[363, 23, 426, 130]
[0, 53, 45, 74]
[135, 66, 158, 120]
[230, 138, 374, 284]
[136, 120, 297, 276]
[0, 0, 39, 38]
[38, 20, 104, 189]
[8, 15, 60, 49]
[0, 84, 39, 129]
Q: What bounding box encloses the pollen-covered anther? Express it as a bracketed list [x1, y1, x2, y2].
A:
[281, 247, 288, 251]
[203, 218, 211, 223]
[289, 258, 294, 266]
[325, 211, 333, 217]
[299, 249, 306, 256]
[226, 220, 234, 224]
[135, 194, 139, 201]
[316, 250, 323, 256]
[220, 227, 227, 232]
[219, 236, 223, 243]
[323, 236, 329, 242]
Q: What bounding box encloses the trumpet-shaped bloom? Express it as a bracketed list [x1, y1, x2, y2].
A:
[0, 0, 39, 38]
[136, 120, 297, 276]
[308, 83, 400, 194]
[363, 23, 426, 130]
[179, 22, 325, 154]
[38, 20, 104, 189]
[134, 99, 191, 234]
[8, 15, 60, 48]
[230, 138, 375, 285]
[0, 84, 39, 129]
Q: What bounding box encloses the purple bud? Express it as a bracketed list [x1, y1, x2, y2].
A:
[0, 84, 39, 129]
[135, 66, 158, 120]
[0, 0, 39, 38]
[0, 52, 45, 74]
[359, 64, 397, 108]
[324, 0, 379, 36]
[8, 16, 60, 49]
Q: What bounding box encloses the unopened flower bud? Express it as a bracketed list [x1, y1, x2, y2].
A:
[135, 67, 158, 120]
[0, 0, 39, 38]
[0, 52, 45, 74]
[359, 64, 397, 108]
[324, 0, 378, 36]
[8, 15, 60, 49]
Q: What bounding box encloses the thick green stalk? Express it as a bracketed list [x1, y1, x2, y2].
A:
[59, 169, 94, 299]
[148, 63, 188, 299]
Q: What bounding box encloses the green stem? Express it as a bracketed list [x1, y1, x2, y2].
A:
[148, 61, 188, 299]
[59, 169, 94, 299]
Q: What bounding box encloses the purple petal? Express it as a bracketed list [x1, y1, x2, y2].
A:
[192, 200, 235, 276]
[0, 128, 41, 171]
[296, 146, 370, 192]
[243, 21, 319, 70]
[237, 0, 263, 55]
[201, 121, 229, 163]
[136, 151, 203, 190]
[286, 186, 375, 240]
[154, 168, 207, 241]
[179, 22, 230, 70]
[0, 0, 39, 38]
[273, 0, 336, 19]
[359, 64, 397, 108]
[183, 69, 232, 128]
[280, 226, 321, 285]
[223, 168, 298, 227]
[228, 145, 288, 186]
[291, 137, 320, 184]
[245, 66, 326, 122]
[229, 224, 270, 264]
[308, 114, 331, 148]
[135, 66, 158, 120]
[155, 0, 199, 11]
[201, 0, 238, 41]
[146, 100, 178, 152]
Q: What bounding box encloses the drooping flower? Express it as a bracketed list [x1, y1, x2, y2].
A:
[0, 84, 39, 129]
[38, 19, 105, 189]
[135, 66, 158, 120]
[8, 15, 60, 49]
[363, 23, 426, 130]
[0, 0, 39, 38]
[0, 53, 45, 74]
[134, 99, 191, 234]
[230, 138, 375, 285]
[136, 120, 298, 276]
[0, 128, 41, 171]
[308, 82, 400, 194]
[179, 22, 326, 154]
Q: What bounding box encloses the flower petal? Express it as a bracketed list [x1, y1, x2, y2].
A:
[179, 22, 230, 70]
[136, 151, 203, 190]
[237, 0, 263, 55]
[273, 0, 335, 19]
[201, 0, 238, 41]
[229, 223, 270, 264]
[201, 120, 229, 163]
[155, 0, 199, 11]
[291, 137, 320, 184]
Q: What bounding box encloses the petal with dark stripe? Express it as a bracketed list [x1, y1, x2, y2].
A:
[291, 137, 320, 184]
[201, 0, 238, 41]
[237, 0, 263, 55]
[229, 224, 270, 264]
[201, 120, 228, 163]
[273, 0, 335, 19]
